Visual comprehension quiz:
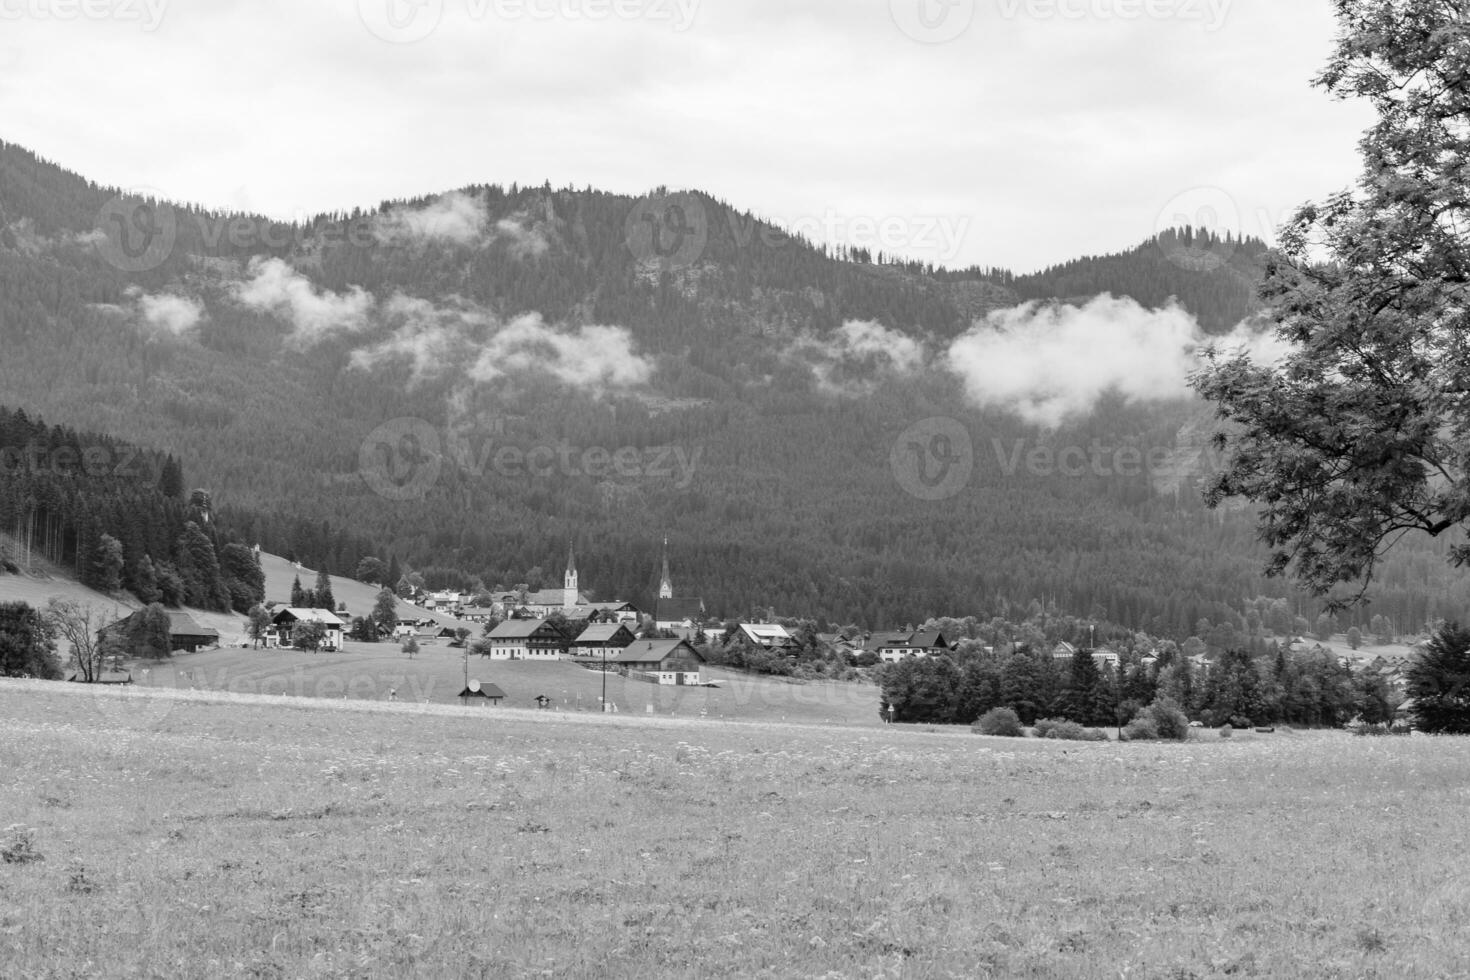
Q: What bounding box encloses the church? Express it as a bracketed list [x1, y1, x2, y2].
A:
[653, 539, 706, 634]
[502, 547, 639, 623]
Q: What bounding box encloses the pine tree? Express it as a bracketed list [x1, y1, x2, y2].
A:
[290, 575, 305, 607]
[1407, 622, 1470, 734]
[314, 567, 335, 612]
[175, 521, 227, 611]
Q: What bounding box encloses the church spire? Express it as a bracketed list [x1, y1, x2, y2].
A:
[658, 537, 673, 600]
[563, 541, 578, 608]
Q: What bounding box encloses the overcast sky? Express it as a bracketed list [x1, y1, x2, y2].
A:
[0, 0, 1374, 272]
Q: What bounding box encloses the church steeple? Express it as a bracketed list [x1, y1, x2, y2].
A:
[563, 542, 578, 608]
[658, 537, 674, 600]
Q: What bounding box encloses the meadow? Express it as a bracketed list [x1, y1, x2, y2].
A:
[3, 681, 1468, 979]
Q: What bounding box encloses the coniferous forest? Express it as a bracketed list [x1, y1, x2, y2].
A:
[2, 138, 1468, 635]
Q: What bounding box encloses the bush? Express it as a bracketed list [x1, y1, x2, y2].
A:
[1122, 717, 1159, 741]
[1219, 724, 1233, 739]
[1144, 698, 1192, 741]
[974, 707, 1024, 737]
[1034, 718, 1108, 741]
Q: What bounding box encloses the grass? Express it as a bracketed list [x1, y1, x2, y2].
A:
[127, 644, 886, 728]
[4, 682, 1470, 978]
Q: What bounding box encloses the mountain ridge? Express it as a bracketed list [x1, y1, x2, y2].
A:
[1, 137, 1464, 634]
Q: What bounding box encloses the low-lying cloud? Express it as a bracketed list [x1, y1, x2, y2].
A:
[234, 257, 373, 342]
[374, 191, 488, 246]
[945, 295, 1288, 427]
[136, 291, 204, 336]
[469, 314, 653, 392]
[792, 319, 927, 396]
[349, 293, 485, 383]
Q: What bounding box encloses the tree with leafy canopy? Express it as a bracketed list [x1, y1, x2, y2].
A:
[128, 604, 173, 660]
[246, 605, 272, 649]
[0, 601, 61, 679]
[372, 587, 398, 636]
[293, 620, 327, 653]
[92, 534, 123, 593]
[1407, 621, 1470, 733]
[1192, 1, 1470, 607]
[1347, 626, 1363, 651]
[356, 557, 387, 585]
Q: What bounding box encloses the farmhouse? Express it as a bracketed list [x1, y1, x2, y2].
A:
[484, 619, 567, 660]
[572, 622, 636, 658]
[868, 630, 951, 664]
[271, 608, 346, 651]
[99, 610, 221, 654]
[611, 639, 706, 685]
[732, 623, 796, 652]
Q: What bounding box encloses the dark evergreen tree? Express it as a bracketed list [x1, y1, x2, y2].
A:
[0, 601, 61, 678]
[314, 567, 335, 612]
[1407, 622, 1470, 734]
[92, 533, 124, 593]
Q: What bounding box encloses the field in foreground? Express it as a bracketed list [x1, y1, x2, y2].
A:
[142, 645, 883, 728]
[2, 684, 1468, 979]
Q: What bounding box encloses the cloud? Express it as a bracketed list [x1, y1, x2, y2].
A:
[494, 215, 550, 258]
[137, 292, 204, 335]
[945, 295, 1286, 427]
[233, 257, 373, 341]
[792, 319, 926, 396]
[374, 191, 488, 246]
[469, 314, 653, 392]
[349, 293, 486, 383]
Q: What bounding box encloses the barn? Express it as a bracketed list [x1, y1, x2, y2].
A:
[611, 639, 706, 686]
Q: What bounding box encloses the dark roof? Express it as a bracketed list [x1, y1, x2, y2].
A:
[102, 609, 219, 641]
[575, 623, 634, 644]
[487, 619, 561, 640]
[868, 630, 948, 652]
[613, 639, 706, 667]
[655, 597, 705, 623]
[458, 683, 507, 700]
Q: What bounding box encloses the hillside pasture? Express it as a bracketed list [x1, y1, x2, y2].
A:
[3, 682, 1468, 978]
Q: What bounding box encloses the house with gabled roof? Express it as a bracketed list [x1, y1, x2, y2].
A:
[271, 608, 345, 651]
[610, 638, 706, 685]
[485, 618, 567, 660]
[573, 622, 637, 658]
[731, 623, 796, 651]
[868, 630, 950, 664]
[98, 609, 222, 655]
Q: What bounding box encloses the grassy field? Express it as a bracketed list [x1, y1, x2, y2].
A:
[127, 644, 884, 728]
[3, 682, 1469, 978]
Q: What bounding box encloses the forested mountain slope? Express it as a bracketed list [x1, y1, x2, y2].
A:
[1, 139, 1464, 633]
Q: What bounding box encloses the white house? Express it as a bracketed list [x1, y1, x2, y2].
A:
[484, 619, 567, 661]
[271, 608, 346, 651]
